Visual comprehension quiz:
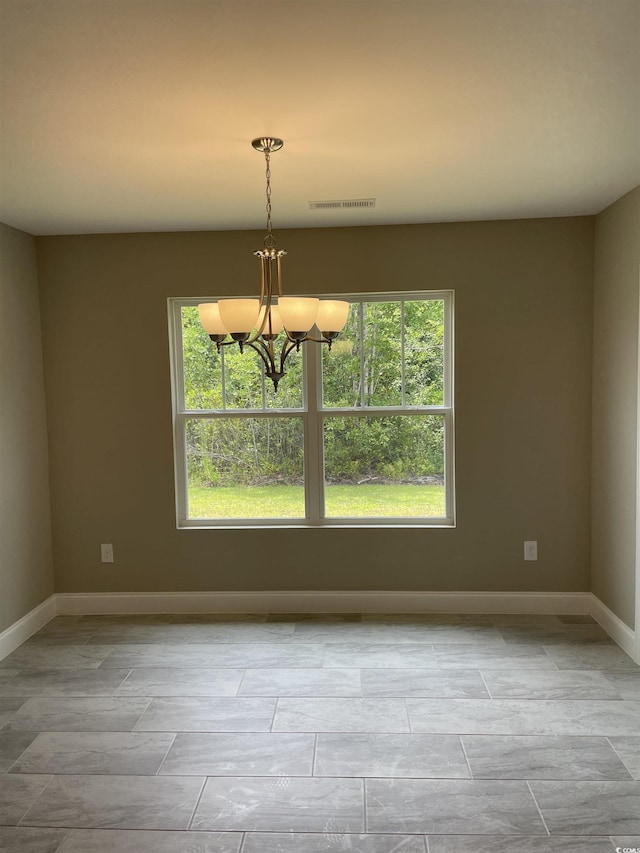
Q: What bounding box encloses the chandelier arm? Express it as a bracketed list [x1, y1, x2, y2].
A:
[240, 257, 273, 347]
[248, 338, 288, 392]
[283, 331, 328, 345]
[297, 334, 329, 344]
[265, 256, 275, 328]
[276, 253, 283, 297]
[253, 256, 270, 340]
[243, 328, 265, 346]
[259, 254, 266, 309]
[278, 338, 300, 374]
[245, 339, 278, 376]
[216, 333, 276, 353]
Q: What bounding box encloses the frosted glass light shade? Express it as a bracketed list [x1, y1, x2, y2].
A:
[218, 299, 260, 333]
[257, 304, 284, 335]
[198, 303, 228, 335]
[278, 297, 319, 332]
[315, 300, 350, 332]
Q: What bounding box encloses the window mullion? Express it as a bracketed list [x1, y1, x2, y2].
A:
[443, 291, 453, 409]
[444, 407, 455, 524]
[359, 303, 365, 408]
[174, 413, 189, 525]
[221, 346, 227, 411]
[171, 301, 187, 412]
[304, 340, 322, 522]
[401, 299, 406, 407]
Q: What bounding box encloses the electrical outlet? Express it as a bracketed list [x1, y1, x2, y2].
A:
[100, 543, 114, 563]
[524, 540, 538, 561]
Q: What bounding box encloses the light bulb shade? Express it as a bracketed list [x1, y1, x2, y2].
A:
[198, 303, 228, 335]
[278, 297, 319, 332]
[257, 304, 284, 335]
[218, 299, 260, 333]
[315, 300, 350, 333]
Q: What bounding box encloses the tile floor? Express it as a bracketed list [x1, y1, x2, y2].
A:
[0, 612, 638, 852]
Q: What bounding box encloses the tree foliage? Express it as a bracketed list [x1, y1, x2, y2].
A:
[181, 299, 446, 499]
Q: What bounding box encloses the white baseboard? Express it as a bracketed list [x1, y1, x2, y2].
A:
[0, 595, 57, 661]
[54, 590, 593, 616]
[3, 591, 636, 664]
[590, 593, 637, 659]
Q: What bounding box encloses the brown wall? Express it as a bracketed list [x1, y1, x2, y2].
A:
[592, 186, 640, 629]
[0, 224, 54, 631]
[36, 217, 594, 594]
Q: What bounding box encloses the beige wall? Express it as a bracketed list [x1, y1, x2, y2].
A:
[0, 224, 54, 631]
[592, 186, 640, 629]
[37, 217, 594, 594]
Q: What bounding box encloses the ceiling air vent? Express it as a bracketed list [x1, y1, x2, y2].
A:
[308, 198, 376, 210]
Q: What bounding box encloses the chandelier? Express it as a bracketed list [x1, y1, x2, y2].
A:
[198, 137, 349, 391]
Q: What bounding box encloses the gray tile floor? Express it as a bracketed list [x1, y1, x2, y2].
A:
[0, 612, 638, 852]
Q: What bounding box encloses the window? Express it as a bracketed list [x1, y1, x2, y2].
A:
[169, 292, 454, 527]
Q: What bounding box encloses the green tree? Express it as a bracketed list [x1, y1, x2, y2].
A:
[182, 299, 445, 492]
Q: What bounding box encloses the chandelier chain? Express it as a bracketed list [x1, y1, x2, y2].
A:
[264, 150, 276, 248]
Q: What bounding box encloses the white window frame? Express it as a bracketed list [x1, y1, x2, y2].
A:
[168, 291, 455, 528]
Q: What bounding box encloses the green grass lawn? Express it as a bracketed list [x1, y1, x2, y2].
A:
[188, 484, 445, 519]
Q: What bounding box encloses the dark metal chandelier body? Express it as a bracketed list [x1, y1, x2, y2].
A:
[198, 138, 348, 391]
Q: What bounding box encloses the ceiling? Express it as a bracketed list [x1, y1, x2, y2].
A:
[0, 0, 638, 236]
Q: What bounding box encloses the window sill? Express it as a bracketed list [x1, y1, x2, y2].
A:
[178, 520, 456, 530]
